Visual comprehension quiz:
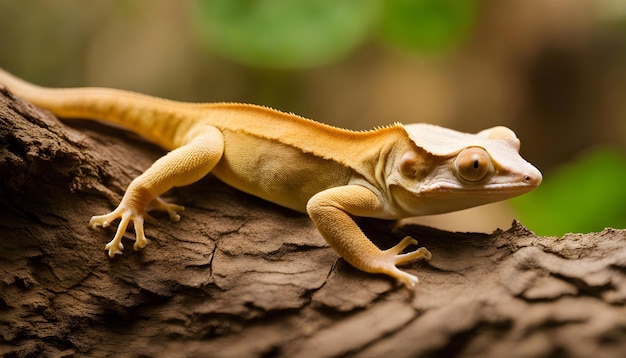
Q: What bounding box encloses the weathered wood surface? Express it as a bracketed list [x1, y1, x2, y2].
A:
[2, 88, 626, 358]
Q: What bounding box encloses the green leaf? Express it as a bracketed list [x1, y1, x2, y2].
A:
[379, 0, 477, 54]
[511, 148, 626, 236]
[192, 0, 379, 69]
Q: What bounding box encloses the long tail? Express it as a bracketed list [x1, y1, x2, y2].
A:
[0, 68, 203, 149]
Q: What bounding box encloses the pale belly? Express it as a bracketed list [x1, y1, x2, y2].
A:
[212, 131, 353, 212]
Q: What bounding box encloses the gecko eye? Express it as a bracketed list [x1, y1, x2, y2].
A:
[455, 147, 492, 182]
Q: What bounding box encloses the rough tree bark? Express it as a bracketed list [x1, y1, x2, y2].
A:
[1, 87, 626, 358]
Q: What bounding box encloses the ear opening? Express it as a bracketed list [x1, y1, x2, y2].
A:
[400, 152, 419, 177]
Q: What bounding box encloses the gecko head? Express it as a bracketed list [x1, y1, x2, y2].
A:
[386, 124, 542, 216]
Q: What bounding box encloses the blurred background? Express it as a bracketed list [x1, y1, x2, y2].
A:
[0, 0, 624, 236]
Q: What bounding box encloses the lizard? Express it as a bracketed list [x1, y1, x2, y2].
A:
[0, 68, 542, 288]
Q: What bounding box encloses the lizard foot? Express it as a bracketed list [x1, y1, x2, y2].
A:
[89, 204, 146, 257]
[90, 197, 184, 257]
[377, 236, 432, 288]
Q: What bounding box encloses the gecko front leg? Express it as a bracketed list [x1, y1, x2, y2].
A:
[307, 185, 431, 288]
[90, 125, 224, 257]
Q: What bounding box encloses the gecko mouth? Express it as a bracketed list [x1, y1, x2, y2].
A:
[421, 179, 541, 197]
[391, 177, 540, 216]
[421, 170, 542, 195]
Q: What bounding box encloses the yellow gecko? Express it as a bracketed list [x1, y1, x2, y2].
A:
[0, 68, 541, 287]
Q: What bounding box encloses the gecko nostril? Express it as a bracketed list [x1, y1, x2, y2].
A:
[524, 172, 543, 186]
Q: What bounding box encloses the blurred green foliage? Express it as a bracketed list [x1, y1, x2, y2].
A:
[192, 0, 477, 68]
[192, 0, 380, 69]
[511, 148, 626, 236]
[379, 0, 476, 53]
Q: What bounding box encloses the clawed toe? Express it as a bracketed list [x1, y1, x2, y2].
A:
[105, 240, 124, 256]
[148, 197, 184, 222]
[384, 236, 431, 263]
[374, 236, 432, 288]
[89, 208, 122, 229]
